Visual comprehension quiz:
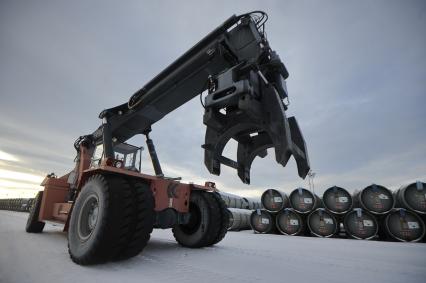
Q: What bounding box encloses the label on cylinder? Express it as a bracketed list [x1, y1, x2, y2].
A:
[378, 194, 389, 200]
[363, 220, 374, 227]
[289, 219, 299, 226]
[407, 222, 420, 229]
[324, 218, 334, 224]
[261, 218, 270, 224]
[274, 197, 283, 203]
[338, 197, 348, 203]
[304, 198, 313, 204]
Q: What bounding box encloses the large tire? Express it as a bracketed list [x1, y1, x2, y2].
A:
[172, 191, 228, 248]
[208, 192, 229, 245]
[115, 181, 154, 260]
[68, 174, 154, 265]
[25, 191, 45, 233]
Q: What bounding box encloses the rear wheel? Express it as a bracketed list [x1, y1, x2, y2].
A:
[206, 192, 229, 245]
[25, 191, 45, 233]
[68, 174, 154, 265]
[172, 191, 228, 248]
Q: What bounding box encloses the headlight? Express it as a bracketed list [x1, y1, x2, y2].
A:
[114, 161, 123, 168]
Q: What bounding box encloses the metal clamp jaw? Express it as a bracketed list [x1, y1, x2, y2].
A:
[202, 61, 310, 184]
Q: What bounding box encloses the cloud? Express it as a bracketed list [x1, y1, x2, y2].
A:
[0, 166, 45, 198]
[0, 169, 44, 184]
[0, 1, 425, 198]
[0, 150, 19, 162]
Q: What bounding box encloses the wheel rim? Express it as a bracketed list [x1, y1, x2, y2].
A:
[77, 194, 99, 242]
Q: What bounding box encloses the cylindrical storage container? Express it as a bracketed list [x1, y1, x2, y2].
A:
[344, 208, 378, 240]
[394, 181, 426, 215]
[322, 186, 353, 215]
[338, 222, 346, 237]
[220, 194, 231, 207]
[242, 197, 262, 210]
[289, 187, 320, 214]
[381, 208, 425, 242]
[353, 184, 394, 215]
[276, 208, 305, 236]
[307, 208, 338, 238]
[227, 208, 252, 231]
[218, 192, 245, 209]
[28, 198, 34, 211]
[21, 198, 30, 212]
[250, 209, 275, 234]
[261, 189, 289, 212]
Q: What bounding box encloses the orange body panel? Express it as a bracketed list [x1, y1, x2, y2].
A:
[52, 203, 72, 222]
[38, 163, 216, 231]
[79, 166, 215, 213]
[38, 175, 70, 223]
[150, 178, 191, 212]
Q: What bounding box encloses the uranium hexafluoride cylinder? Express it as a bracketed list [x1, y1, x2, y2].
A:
[353, 184, 394, 215]
[261, 189, 289, 212]
[382, 208, 425, 242]
[289, 187, 319, 214]
[250, 209, 275, 234]
[394, 181, 426, 215]
[344, 208, 378, 240]
[322, 186, 353, 215]
[307, 208, 338, 238]
[276, 208, 305, 236]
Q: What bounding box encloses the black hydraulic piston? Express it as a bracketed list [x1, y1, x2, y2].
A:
[144, 131, 164, 177]
[102, 118, 115, 159]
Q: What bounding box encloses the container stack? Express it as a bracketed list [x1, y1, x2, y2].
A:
[246, 181, 426, 243]
[250, 187, 321, 235]
[0, 198, 35, 212]
[2, 181, 425, 243]
[218, 191, 262, 231]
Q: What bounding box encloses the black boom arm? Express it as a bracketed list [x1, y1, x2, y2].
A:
[92, 11, 310, 184]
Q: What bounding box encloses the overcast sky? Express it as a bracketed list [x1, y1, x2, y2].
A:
[0, 0, 425, 198]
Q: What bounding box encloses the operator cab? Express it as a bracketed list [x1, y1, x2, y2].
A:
[91, 142, 142, 172]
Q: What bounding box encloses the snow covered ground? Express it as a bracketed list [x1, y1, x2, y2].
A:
[0, 210, 425, 283]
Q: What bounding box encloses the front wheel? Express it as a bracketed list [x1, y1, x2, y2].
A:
[172, 191, 228, 248]
[67, 174, 154, 265]
[25, 191, 45, 233]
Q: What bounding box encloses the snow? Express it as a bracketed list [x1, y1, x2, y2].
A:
[0, 210, 425, 283]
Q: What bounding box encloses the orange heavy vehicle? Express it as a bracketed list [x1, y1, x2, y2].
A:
[25, 11, 310, 265]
